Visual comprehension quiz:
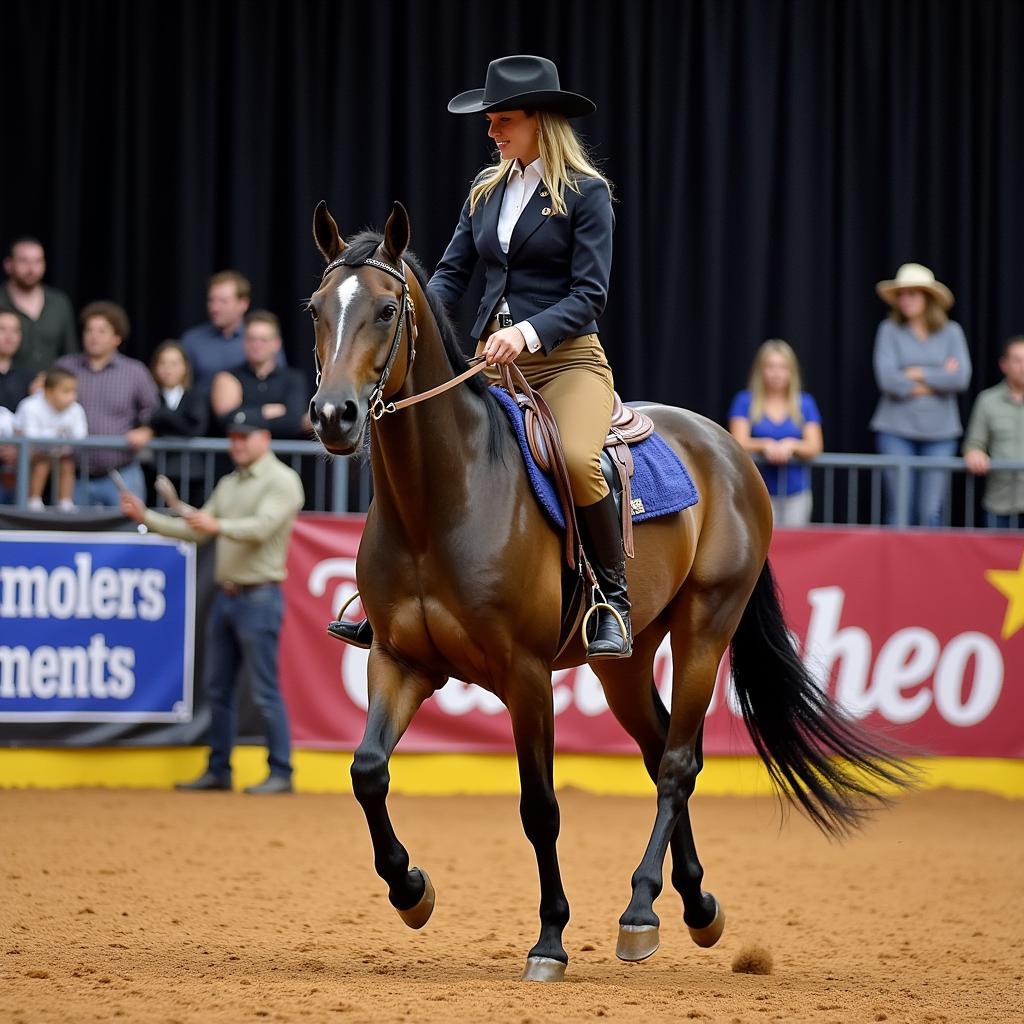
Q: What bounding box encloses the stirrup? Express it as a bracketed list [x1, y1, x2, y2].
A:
[581, 600, 632, 659]
[326, 591, 373, 649]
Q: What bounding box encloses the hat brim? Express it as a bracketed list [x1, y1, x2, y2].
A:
[876, 280, 954, 311]
[447, 87, 595, 118]
[226, 424, 269, 436]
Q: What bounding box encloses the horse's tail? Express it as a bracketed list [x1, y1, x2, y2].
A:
[729, 560, 917, 838]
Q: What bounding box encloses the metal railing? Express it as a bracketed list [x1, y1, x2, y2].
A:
[2, 436, 1023, 528]
[0, 435, 362, 513]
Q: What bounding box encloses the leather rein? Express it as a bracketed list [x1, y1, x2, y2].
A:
[313, 252, 588, 578]
[315, 252, 489, 421]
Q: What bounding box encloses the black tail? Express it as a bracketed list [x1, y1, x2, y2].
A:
[730, 561, 917, 837]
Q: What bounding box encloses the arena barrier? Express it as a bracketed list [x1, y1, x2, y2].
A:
[283, 516, 1024, 759]
[1, 513, 1022, 795]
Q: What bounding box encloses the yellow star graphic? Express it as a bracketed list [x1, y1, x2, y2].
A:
[985, 552, 1024, 640]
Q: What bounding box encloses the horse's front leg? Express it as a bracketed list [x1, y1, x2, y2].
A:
[506, 663, 571, 982]
[350, 646, 440, 926]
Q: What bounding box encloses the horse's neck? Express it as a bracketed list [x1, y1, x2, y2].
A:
[370, 321, 492, 544]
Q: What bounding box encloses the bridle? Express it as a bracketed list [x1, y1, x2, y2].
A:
[314, 251, 419, 421]
[313, 250, 489, 421]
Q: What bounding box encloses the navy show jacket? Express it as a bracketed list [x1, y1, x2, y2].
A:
[427, 170, 614, 353]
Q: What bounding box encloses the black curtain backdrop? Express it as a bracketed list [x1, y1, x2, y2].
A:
[3, 0, 1022, 453]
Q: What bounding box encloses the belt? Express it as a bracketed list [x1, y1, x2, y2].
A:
[219, 581, 277, 596]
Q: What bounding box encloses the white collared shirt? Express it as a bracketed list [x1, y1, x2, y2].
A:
[496, 157, 544, 353]
[162, 385, 185, 411]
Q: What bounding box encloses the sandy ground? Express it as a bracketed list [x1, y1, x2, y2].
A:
[1, 787, 1022, 1023]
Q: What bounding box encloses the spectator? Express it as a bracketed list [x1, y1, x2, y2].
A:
[1, 237, 79, 379]
[728, 340, 823, 526]
[963, 335, 1024, 529]
[870, 263, 971, 527]
[0, 405, 15, 504]
[0, 310, 33, 412]
[56, 301, 158, 506]
[0, 310, 33, 503]
[119, 410, 305, 794]
[148, 340, 211, 500]
[180, 270, 284, 385]
[210, 311, 310, 438]
[14, 367, 88, 511]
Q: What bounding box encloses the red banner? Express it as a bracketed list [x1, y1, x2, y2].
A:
[280, 516, 1024, 758]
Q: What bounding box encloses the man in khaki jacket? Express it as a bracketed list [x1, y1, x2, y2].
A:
[121, 409, 304, 793]
[963, 336, 1024, 529]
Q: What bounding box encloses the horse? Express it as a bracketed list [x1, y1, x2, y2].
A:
[305, 200, 913, 982]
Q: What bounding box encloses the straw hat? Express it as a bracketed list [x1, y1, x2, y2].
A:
[876, 263, 954, 310]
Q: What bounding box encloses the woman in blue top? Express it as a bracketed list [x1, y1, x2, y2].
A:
[870, 263, 971, 527]
[729, 340, 823, 526]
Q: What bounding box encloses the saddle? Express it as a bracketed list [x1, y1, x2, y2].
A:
[499, 364, 654, 562]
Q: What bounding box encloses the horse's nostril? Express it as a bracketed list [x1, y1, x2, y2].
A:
[339, 401, 359, 428]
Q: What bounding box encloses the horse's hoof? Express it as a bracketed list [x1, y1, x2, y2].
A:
[687, 898, 725, 948]
[615, 924, 660, 962]
[396, 868, 434, 930]
[522, 956, 566, 982]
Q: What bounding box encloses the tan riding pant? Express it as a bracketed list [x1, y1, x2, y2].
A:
[477, 328, 615, 505]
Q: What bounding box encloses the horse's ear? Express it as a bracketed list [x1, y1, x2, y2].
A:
[381, 201, 411, 264]
[313, 200, 346, 262]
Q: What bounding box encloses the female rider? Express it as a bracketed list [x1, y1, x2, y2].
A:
[331, 54, 630, 658]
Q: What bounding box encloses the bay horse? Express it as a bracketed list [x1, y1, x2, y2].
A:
[306, 200, 911, 982]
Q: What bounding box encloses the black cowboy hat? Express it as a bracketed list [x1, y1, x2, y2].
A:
[447, 55, 596, 118]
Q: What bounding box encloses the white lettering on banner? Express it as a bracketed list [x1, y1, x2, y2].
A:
[0, 635, 136, 700]
[0, 554, 166, 621]
[309, 554, 1004, 732]
[933, 633, 1003, 726]
[801, 586, 1004, 728]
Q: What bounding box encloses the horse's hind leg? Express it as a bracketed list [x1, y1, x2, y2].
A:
[350, 648, 440, 926]
[505, 659, 572, 982]
[608, 592, 740, 957]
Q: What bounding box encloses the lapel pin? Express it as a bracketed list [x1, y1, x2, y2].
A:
[539, 189, 549, 197]
[541, 207, 552, 216]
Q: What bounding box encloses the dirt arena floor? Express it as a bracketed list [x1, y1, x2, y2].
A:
[1, 787, 1021, 1023]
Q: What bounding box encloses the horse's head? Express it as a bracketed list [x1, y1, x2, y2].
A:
[307, 200, 415, 454]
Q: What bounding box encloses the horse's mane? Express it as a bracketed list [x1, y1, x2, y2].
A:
[343, 230, 507, 460]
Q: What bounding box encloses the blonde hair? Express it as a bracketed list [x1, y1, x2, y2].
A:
[888, 291, 948, 334]
[747, 340, 805, 426]
[467, 110, 611, 216]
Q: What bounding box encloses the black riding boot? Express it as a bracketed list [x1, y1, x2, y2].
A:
[326, 617, 374, 649]
[578, 492, 633, 659]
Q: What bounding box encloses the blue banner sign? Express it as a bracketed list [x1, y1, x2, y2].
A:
[0, 532, 195, 722]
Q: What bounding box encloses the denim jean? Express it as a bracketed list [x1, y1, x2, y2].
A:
[74, 461, 146, 507]
[986, 512, 1024, 530]
[204, 585, 292, 780]
[875, 433, 958, 527]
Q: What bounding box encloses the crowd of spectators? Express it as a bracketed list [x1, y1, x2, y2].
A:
[0, 237, 312, 511]
[730, 262, 1022, 529]
[1, 238, 1022, 529]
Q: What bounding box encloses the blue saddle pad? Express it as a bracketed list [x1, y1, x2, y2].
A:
[489, 385, 699, 531]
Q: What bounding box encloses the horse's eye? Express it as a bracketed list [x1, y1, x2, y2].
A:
[378, 305, 397, 323]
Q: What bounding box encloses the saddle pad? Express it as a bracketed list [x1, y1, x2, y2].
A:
[489, 385, 699, 530]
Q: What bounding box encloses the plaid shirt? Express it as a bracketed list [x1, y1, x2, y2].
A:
[56, 352, 159, 474]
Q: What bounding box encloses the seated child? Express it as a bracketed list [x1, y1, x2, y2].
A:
[14, 367, 89, 511]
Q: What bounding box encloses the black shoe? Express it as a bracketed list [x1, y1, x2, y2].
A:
[243, 775, 293, 795]
[174, 771, 232, 791]
[578, 492, 633, 659]
[326, 617, 374, 648]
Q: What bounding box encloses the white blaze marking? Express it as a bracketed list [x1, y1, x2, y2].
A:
[333, 276, 362, 361]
